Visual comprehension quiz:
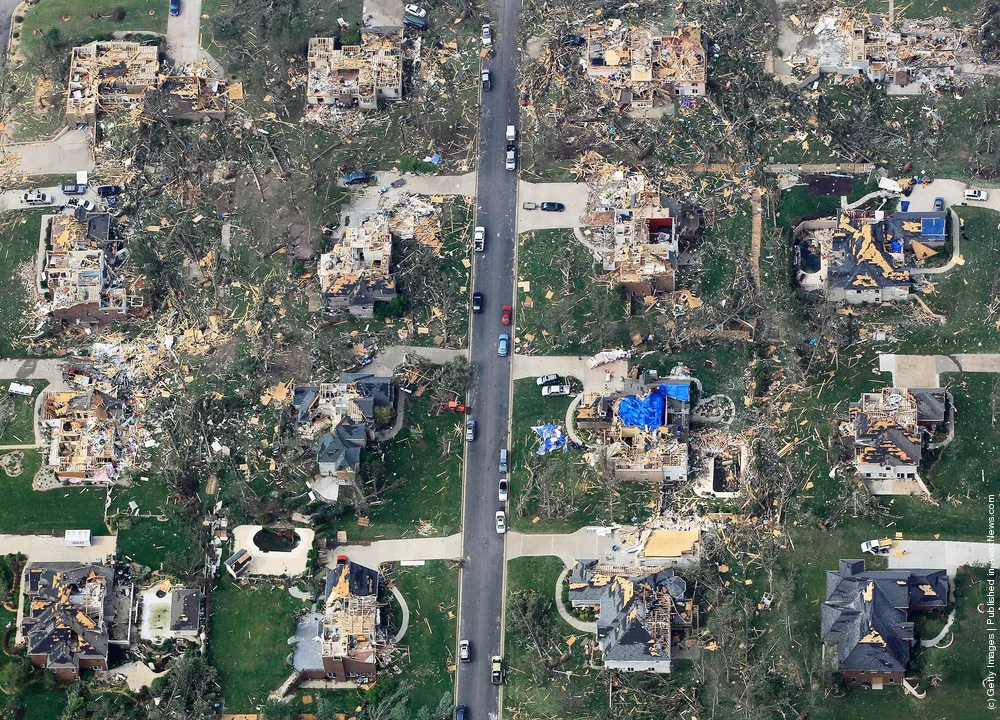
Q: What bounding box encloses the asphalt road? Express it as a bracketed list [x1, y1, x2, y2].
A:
[0, 0, 18, 56]
[454, 0, 521, 716]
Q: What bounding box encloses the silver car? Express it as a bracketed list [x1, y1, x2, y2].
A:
[465, 420, 476, 441]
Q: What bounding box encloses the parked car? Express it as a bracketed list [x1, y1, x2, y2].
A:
[497, 334, 510, 356]
[96, 185, 123, 197]
[481, 24, 492, 46]
[505, 148, 516, 171]
[861, 538, 892, 555]
[472, 292, 484, 314]
[403, 14, 428, 30]
[336, 554, 348, 565]
[169, 0, 180, 15]
[495, 511, 506, 534]
[499, 448, 508, 474]
[561, 34, 586, 46]
[540, 201, 565, 212]
[465, 420, 476, 441]
[933, 196, 945, 211]
[498, 478, 508, 502]
[474, 225, 485, 252]
[22, 192, 52, 205]
[542, 384, 571, 397]
[501, 305, 512, 326]
[60, 184, 87, 195]
[455, 706, 467, 720]
[491, 655, 504, 684]
[404, 3, 427, 17]
[459, 639, 470, 662]
[481, 70, 491, 91]
[79, 200, 97, 212]
[964, 189, 989, 201]
[343, 171, 370, 186]
[536, 374, 560, 386]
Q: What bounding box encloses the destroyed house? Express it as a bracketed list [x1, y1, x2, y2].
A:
[42, 211, 145, 328]
[846, 387, 949, 489]
[840, 15, 962, 87]
[319, 217, 396, 318]
[301, 561, 384, 683]
[21, 563, 126, 681]
[153, 76, 240, 121]
[569, 561, 696, 673]
[42, 389, 129, 484]
[609, 376, 693, 483]
[822, 559, 947, 687]
[307, 31, 403, 111]
[66, 41, 159, 125]
[795, 209, 946, 304]
[585, 23, 707, 109]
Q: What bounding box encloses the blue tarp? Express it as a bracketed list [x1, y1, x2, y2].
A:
[533, 424, 567, 455]
[617, 383, 690, 430]
[890, 240, 903, 253]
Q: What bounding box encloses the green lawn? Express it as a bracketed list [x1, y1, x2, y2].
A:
[516, 229, 657, 356]
[17, 0, 166, 57]
[0, 213, 45, 357]
[325, 395, 464, 541]
[209, 579, 302, 712]
[0, 379, 46, 446]
[0, 450, 106, 534]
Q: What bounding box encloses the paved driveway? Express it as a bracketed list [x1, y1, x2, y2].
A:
[888, 540, 995, 575]
[905, 178, 1000, 213]
[165, 0, 203, 65]
[330, 533, 462, 569]
[879, 352, 1000, 387]
[367, 345, 467, 376]
[505, 526, 636, 563]
[0, 359, 73, 448]
[0, 182, 101, 212]
[517, 180, 589, 232]
[512, 354, 628, 394]
[2, 130, 95, 178]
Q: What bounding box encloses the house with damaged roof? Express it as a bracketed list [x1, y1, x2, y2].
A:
[842, 386, 951, 495]
[291, 374, 396, 501]
[822, 559, 948, 688]
[319, 216, 396, 319]
[41, 387, 134, 484]
[569, 561, 697, 673]
[794, 209, 949, 303]
[20, 563, 132, 681]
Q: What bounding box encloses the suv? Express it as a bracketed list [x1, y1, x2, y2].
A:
[472, 292, 484, 314]
[536, 374, 560, 386]
[497, 334, 510, 356]
[459, 639, 470, 662]
[499, 448, 508, 474]
[96, 185, 123, 197]
[481, 70, 491, 91]
[344, 171, 370, 186]
[505, 145, 516, 171]
[542, 384, 571, 397]
[403, 14, 428, 30]
[22, 192, 52, 205]
[933, 197, 945, 211]
[481, 24, 492, 46]
[61, 184, 87, 195]
[465, 420, 476, 442]
[170, 0, 180, 15]
[964, 189, 988, 201]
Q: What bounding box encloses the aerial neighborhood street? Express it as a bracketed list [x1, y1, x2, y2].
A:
[0, 0, 999, 718]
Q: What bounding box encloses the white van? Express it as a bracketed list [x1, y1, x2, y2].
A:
[964, 189, 988, 201]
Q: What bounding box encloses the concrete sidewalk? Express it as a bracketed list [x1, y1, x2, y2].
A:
[888, 540, 996, 575]
[330, 533, 463, 569]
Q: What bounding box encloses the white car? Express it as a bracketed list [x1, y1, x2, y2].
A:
[964, 189, 988, 201]
[495, 510, 506, 534]
[459, 639, 470, 662]
[79, 200, 97, 212]
[498, 479, 508, 503]
[541, 384, 571, 397]
[405, 4, 427, 16]
[505, 149, 515, 171]
[481, 24, 492, 46]
[22, 192, 52, 205]
[536, 374, 560, 386]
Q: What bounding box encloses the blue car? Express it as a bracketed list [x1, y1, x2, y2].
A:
[169, 0, 180, 16]
[498, 334, 509, 357]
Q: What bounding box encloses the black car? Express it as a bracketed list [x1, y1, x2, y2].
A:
[540, 201, 565, 212]
[562, 34, 586, 46]
[472, 292, 484, 314]
[96, 185, 122, 197]
[455, 706, 467, 720]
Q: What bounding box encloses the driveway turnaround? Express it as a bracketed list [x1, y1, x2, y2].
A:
[231, 525, 315, 576]
[3, 130, 95, 177]
[888, 540, 995, 576]
[905, 178, 1000, 214]
[0, 533, 116, 562]
[517, 180, 589, 232]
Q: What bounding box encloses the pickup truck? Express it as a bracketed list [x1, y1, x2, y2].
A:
[491, 656, 503, 685]
[861, 538, 891, 555]
[474, 226, 485, 252]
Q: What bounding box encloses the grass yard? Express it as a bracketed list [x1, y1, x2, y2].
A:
[17, 0, 166, 57]
[0, 379, 47, 446]
[326, 395, 464, 541]
[516, 229, 658, 356]
[109, 473, 201, 571]
[0, 213, 46, 357]
[0, 450, 106, 534]
[209, 579, 303, 712]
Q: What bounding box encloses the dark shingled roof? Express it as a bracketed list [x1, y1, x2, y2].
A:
[317, 420, 366, 471]
[291, 386, 320, 427]
[822, 559, 948, 674]
[169, 589, 201, 633]
[325, 561, 380, 600]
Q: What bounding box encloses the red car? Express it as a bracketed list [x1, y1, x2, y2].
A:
[501, 305, 512, 326]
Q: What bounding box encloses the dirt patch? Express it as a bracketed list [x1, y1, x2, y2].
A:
[526, 36, 545, 60]
[61, 12, 72, 22]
